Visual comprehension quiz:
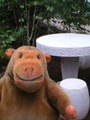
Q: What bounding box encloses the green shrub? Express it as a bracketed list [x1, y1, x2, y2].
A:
[0, 0, 90, 61]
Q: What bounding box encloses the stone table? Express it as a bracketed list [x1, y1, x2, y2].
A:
[36, 33, 90, 79]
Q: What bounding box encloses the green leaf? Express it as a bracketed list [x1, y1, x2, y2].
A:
[20, 5, 24, 9]
[46, 6, 54, 12]
[2, 41, 5, 44]
[62, 0, 66, 2]
[35, 15, 42, 20]
[0, 0, 5, 2]
[30, 1, 43, 6]
[9, 36, 15, 41]
[18, 18, 24, 23]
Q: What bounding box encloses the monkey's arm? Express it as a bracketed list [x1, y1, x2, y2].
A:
[47, 80, 77, 120]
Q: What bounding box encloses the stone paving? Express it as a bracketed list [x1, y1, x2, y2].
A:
[49, 18, 90, 34]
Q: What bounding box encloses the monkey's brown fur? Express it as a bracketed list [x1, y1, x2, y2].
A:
[0, 46, 77, 120]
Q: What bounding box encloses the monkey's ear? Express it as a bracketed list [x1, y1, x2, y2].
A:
[5, 48, 16, 59]
[44, 54, 51, 63]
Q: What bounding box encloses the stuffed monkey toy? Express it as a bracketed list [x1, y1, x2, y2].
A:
[0, 46, 77, 120]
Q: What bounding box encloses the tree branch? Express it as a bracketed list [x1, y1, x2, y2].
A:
[27, 5, 36, 45]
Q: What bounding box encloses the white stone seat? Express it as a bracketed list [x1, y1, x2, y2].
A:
[60, 78, 90, 120]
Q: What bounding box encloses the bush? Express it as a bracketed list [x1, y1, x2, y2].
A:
[0, 0, 90, 61]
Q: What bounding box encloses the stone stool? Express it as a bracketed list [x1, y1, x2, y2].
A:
[59, 78, 90, 120]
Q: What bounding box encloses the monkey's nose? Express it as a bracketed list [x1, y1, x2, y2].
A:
[25, 68, 34, 78]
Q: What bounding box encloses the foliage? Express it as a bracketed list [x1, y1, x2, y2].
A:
[0, 26, 27, 59]
[0, 0, 56, 61]
[55, 0, 90, 32]
[0, 0, 90, 61]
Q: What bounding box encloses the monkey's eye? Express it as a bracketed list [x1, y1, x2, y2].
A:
[37, 55, 40, 59]
[19, 54, 23, 58]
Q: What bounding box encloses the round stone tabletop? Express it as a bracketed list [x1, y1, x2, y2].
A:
[36, 33, 90, 57]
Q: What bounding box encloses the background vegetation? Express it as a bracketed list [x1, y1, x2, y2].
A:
[0, 0, 90, 61]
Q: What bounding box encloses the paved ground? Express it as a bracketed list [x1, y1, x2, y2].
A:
[49, 18, 90, 34]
